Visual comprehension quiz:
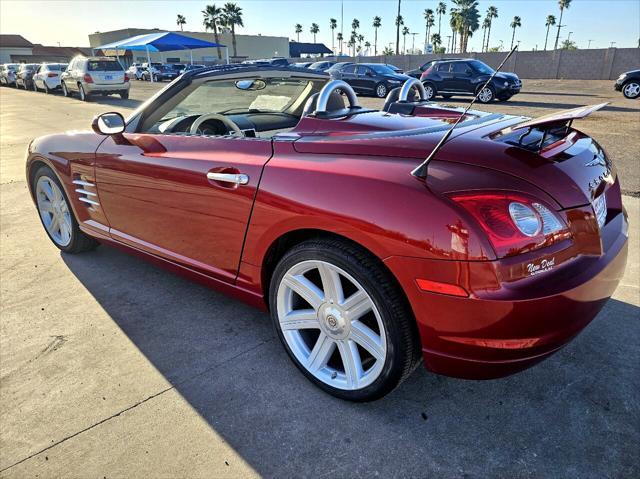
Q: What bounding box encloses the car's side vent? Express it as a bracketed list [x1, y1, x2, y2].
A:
[72, 179, 99, 207]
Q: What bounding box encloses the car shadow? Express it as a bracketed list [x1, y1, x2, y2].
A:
[519, 91, 602, 98]
[60, 245, 640, 477]
[85, 96, 144, 109]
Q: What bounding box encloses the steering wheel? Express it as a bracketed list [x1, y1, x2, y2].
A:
[189, 113, 243, 136]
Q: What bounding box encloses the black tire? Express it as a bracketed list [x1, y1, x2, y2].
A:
[422, 82, 437, 101]
[78, 84, 88, 101]
[269, 238, 421, 402]
[120, 91, 129, 100]
[32, 165, 99, 254]
[622, 80, 640, 99]
[374, 82, 388, 98]
[476, 85, 495, 103]
[32, 81, 38, 92]
[61, 81, 70, 97]
[44, 83, 50, 94]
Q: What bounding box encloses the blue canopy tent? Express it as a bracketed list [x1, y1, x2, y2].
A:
[94, 32, 227, 81]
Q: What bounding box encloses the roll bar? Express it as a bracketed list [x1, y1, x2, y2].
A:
[315, 80, 359, 114]
[398, 78, 428, 102]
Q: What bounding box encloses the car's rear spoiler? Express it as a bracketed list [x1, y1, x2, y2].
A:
[510, 102, 609, 131]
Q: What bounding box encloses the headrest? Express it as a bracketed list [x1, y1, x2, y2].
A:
[383, 87, 402, 112]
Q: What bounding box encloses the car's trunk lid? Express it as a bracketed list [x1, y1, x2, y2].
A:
[91, 71, 125, 85]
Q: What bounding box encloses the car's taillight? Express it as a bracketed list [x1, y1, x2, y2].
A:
[47, 72, 58, 77]
[83, 73, 93, 83]
[449, 192, 570, 258]
[124, 74, 130, 82]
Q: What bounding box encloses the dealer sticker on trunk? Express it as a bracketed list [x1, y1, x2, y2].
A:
[527, 257, 556, 276]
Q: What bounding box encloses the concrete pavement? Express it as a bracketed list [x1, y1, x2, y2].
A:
[0, 83, 638, 478]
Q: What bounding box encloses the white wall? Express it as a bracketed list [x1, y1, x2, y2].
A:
[0, 47, 33, 63]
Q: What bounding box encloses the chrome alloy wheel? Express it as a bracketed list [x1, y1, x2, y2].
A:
[36, 176, 72, 247]
[277, 260, 387, 390]
[478, 86, 494, 103]
[423, 84, 434, 100]
[623, 81, 640, 99]
[376, 83, 388, 98]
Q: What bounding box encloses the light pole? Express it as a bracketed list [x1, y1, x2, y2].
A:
[567, 31, 573, 43]
[610, 41, 616, 48]
[410, 32, 419, 54]
[587, 39, 593, 49]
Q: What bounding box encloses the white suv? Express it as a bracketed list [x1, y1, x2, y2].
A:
[61, 56, 130, 101]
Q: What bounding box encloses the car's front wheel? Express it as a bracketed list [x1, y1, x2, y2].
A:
[422, 82, 436, 100]
[375, 82, 388, 98]
[622, 80, 640, 99]
[269, 238, 420, 401]
[476, 85, 495, 103]
[33, 165, 99, 254]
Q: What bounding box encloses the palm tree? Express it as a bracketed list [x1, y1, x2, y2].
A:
[202, 4, 223, 60]
[431, 33, 442, 52]
[329, 18, 337, 53]
[358, 33, 364, 53]
[364, 40, 371, 54]
[544, 15, 556, 50]
[295, 23, 303, 42]
[310, 23, 319, 43]
[554, 0, 572, 50]
[424, 9, 434, 49]
[396, 14, 404, 54]
[436, 2, 447, 35]
[402, 26, 410, 54]
[351, 18, 360, 33]
[395, 0, 402, 54]
[350, 31, 357, 56]
[449, 9, 459, 53]
[221, 2, 243, 58]
[176, 14, 186, 31]
[337, 32, 344, 54]
[452, 0, 480, 53]
[484, 6, 498, 52]
[481, 16, 490, 52]
[510, 15, 522, 50]
[382, 46, 394, 55]
[372, 16, 382, 55]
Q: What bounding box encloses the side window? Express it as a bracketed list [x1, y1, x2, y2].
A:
[356, 65, 369, 76]
[342, 64, 356, 74]
[450, 62, 469, 74]
[436, 63, 450, 73]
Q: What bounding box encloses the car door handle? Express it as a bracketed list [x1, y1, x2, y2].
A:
[206, 172, 250, 185]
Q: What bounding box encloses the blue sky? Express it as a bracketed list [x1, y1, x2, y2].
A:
[1, 0, 638, 51]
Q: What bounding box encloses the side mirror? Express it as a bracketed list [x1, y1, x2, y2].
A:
[92, 112, 125, 135]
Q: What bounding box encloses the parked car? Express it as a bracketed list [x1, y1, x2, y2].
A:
[420, 58, 522, 102]
[169, 63, 186, 74]
[330, 62, 412, 98]
[0, 63, 19, 86]
[141, 62, 163, 81]
[26, 66, 626, 401]
[32, 63, 68, 93]
[326, 62, 354, 74]
[614, 69, 640, 99]
[15, 63, 39, 89]
[127, 64, 145, 80]
[61, 56, 129, 101]
[309, 60, 336, 71]
[293, 62, 313, 68]
[148, 64, 180, 81]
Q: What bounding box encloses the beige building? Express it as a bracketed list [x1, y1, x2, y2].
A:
[88, 28, 289, 64]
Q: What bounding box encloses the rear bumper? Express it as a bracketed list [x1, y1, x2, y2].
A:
[85, 82, 130, 94]
[385, 210, 628, 379]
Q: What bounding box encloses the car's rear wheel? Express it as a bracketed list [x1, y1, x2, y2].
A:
[32, 81, 38, 92]
[477, 85, 495, 103]
[422, 82, 436, 100]
[61, 81, 70, 97]
[269, 238, 420, 401]
[43, 83, 50, 94]
[375, 82, 388, 98]
[120, 91, 129, 100]
[622, 80, 640, 99]
[78, 84, 88, 101]
[33, 165, 99, 254]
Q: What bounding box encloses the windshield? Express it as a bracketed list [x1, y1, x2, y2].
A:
[88, 61, 123, 72]
[469, 60, 494, 75]
[368, 64, 395, 74]
[159, 77, 314, 122]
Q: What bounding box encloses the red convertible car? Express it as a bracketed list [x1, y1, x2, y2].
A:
[26, 66, 628, 401]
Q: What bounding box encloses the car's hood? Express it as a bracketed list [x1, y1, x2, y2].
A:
[495, 72, 519, 82]
[385, 74, 412, 81]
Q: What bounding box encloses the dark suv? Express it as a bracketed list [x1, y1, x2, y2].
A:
[420, 59, 522, 103]
[329, 63, 412, 98]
